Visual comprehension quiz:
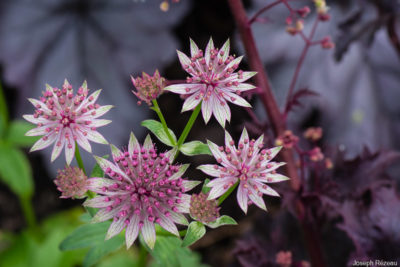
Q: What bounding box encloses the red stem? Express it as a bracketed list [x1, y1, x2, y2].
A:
[284, 17, 319, 115]
[248, 0, 282, 24]
[227, 1, 327, 266]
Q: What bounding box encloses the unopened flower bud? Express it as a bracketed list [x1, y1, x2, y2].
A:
[286, 26, 298, 35]
[309, 147, 324, 162]
[325, 158, 333, 169]
[275, 130, 299, 149]
[321, 36, 335, 49]
[131, 70, 165, 105]
[54, 166, 88, 199]
[303, 127, 323, 141]
[297, 6, 311, 18]
[190, 192, 220, 223]
[295, 20, 304, 31]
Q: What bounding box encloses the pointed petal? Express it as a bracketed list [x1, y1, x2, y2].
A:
[238, 71, 257, 82]
[64, 138, 76, 165]
[141, 220, 156, 249]
[94, 156, 130, 182]
[175, 194, 191, 213]
[205, 38, 214, 65]
[83, 196, 112, 208]
[106, 218, 125, 240]
[223, 91, 251, 107]
[181, 180, 201, 192]
[126, 215, 140, 248]
[164, 84, 201, 95]
[237, 184, 249, 214]
[189, 38, 200, 57]
[266, 146, 282, 161]
[25, 125, 50, 136]
[219, 39, 230, 62]
[111, 144, 123, 161]
[89, 119, 112, 127]
[258, 185, 280, 197]
[197, 164, 222, 177]
[169, 211, 188, 225]
[177, 50, 192, 69]
[201, 97, 213, 124]
[51, 132, 64, 162]
[128, 132, 139, 155]
[30, 134, 57, 152]
[85, 130, 108, 144]
[92, 207, 121, 223]
[248, 191, 267, 211]
[23, 114, 48, 124]
[212, 98, 230, 128]
[86, 178, 117, 192]
[157, 213, 179, 236]
[169, 164, 189, 180]
[264, 173, 290, 183]
[75, 130, 92, 153]
[181, 91, 202, 112]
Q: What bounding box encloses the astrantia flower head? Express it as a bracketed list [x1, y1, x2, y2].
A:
[84, 133, 200, 249]
[131, 70, 165, 105]
[198, 128, 289, 214]
[189, 192, 220, 223]
[164, 38, 257, 127]
[54, 166, 88, 199]
[23, 80, 112, 164]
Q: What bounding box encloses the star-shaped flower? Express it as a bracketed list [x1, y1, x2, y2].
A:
[164, 38, 257, 127]
[198, 128, 289, 213]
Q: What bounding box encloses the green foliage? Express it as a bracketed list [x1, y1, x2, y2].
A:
[0, 143, 33, 199]
[6, 120, 39, 147]
[180, 141, 212, 156]
[142, 234, 207, 267]
[141, 119, 177, 147]
[204, 215, 237, 229]
[0, 208, 86, 267]
[60, 220, 125, 267]
[202, 178, 211, 194]
[182, 221, 206, 247]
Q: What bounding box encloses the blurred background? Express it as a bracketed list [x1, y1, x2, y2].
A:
[0, 0, 399, 266]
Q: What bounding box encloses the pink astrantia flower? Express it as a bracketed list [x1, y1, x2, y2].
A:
[164, 38, 257, 127]
[198, 128, 289, 214]
[23, 80, 112, 164]
[84, 133, 200, 249]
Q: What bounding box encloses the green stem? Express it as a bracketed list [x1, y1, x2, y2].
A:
[174, 103, 202, 160]
[218, 181, 239, 206]
[151, 99, 176, 146]
[137, 242, 148, 267]
[20, 196, 37, 229]
[74, 144, 86, 175]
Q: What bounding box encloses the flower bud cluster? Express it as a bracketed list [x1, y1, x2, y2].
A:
[54, 166, 88, 199]
[190, 192, 220, 223]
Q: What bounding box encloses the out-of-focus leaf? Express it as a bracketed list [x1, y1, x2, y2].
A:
[0, 208, 86, 267]
[59, 221, 111, 251]
[83, 234, 125, 267]
[141, 119, 177, 147]
[0, 144, 33, 198]
[97, 250, 138, 267]
[204, 215, 237, 229]
[6, 120, 39, 147]
[141, 234, 207, 267]
[182, 221, 206, 247]
[180, 141, 212, 156]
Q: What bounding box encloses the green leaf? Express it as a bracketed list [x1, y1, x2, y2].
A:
[179, 141, 211, 156]
[144, 235, 206, 267]
[90, 155, 109, 178]
[201, 178, 211, 194]
[83, 234, 124, 267]
[0, 144, 33, 198]
[182, 221, 206, 247]
[141, 119, 177, 147]
[6, 120, 39, 147]
[59, 221, 111, 251]
[204, 215, 237, 229]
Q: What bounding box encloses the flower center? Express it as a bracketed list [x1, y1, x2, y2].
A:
[60, 115, 75, 128]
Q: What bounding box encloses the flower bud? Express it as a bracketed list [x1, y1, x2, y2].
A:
[189, 192, 220, 223]
[131, 70, 165, 105]
[54, 166, 88, 199]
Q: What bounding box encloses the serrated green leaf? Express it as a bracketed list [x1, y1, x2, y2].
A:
[182, 221, 206, 247]
[83, 234, 124, 267]
[202, 178, 211, 194]
[59, 221, 111, 251]
[204, 215, 237, 229]
[180, 141, 211, 156]
[141, 120, 177, 147]
[0, 144, 33, 198]
[6, 120, 39, 147]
